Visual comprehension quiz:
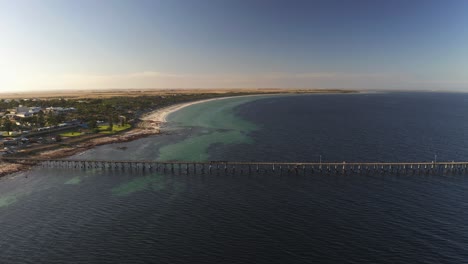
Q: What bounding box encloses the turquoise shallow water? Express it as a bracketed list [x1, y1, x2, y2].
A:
[158, 96, 263, 161]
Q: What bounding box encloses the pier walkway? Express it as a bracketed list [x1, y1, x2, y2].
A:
[2, 157, 468, 175]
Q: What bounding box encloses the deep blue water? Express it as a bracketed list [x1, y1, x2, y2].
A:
[221, 92, 468, 162]
[1, 92, 468, 263]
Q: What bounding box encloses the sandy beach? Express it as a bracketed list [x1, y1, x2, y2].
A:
[141, 96, 245, 125]
[138, 95, 265, 130]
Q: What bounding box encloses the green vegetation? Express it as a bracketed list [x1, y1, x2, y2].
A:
[59, 131, 84, 137]
[0, 118, 16, 133]
[98, 124, 131, 134]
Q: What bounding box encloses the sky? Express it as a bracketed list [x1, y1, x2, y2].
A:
[0, 0, 467, 92]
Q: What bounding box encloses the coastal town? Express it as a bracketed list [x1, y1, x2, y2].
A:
[0, 97, 134, 157]
[1, 102, 81, 155]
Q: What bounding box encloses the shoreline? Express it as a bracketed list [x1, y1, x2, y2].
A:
[140, 94, 267, 126]
[0, 95, 263, 178]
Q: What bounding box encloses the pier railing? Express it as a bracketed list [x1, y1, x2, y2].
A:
[2, 157, 468, 175]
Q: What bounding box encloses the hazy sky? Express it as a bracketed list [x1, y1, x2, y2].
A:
[1, 0, 467, 92]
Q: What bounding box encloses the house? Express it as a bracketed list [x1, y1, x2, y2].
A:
[13, 106, 42, 118]
[45, 107, 75, 113]
[15, 112, 33, 118]
[28, 107, 42, 114]
[16, 106, 30, 113]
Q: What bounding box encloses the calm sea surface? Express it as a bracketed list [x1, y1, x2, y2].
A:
[1, 92, 468, 263]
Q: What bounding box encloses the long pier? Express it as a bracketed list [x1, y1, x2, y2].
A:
[2, 157, 468, 175]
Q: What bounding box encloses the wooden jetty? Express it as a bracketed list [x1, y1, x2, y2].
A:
[2, 157, 468, 175]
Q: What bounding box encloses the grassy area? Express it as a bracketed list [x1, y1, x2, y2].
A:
[59, 131, 84, 137]
[98, 124, 131, 134]
[1, 132, 20, 137]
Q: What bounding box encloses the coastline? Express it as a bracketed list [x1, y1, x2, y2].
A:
[0, 91, 356, 178]
[0, 95, 259, 178]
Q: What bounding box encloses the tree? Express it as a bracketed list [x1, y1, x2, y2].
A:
[3, 119, 12, 133]
[55, 113, 65, 125]
[103, 104, 116, 132]
[37, 111, 45, 127]
[46, 112, 58, 126]
[87, 118, 97, 129]
[108, 115, 114, 131]
[87, 117, 99, 133]
[22, 116, 36, 127]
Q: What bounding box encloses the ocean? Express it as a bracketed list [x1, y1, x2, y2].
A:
[1, 92, 468, 263]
